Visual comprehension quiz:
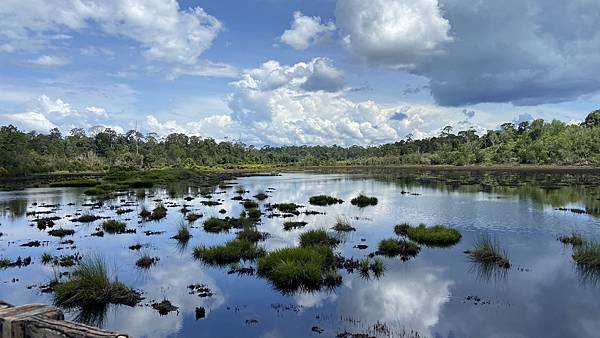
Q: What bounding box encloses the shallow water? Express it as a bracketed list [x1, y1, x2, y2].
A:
[1, 171, 600, 338]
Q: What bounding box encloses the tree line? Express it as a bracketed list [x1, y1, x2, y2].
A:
[1, 110, 599, 176]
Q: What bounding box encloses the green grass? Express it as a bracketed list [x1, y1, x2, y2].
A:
[370, 258, 385, 277]
[256, 245, 337, 292]
[0, 257, 10, 269]
[173, 223, 191, 241]
[49, 180, 98, 187]
[332, 216, 355, 232]
[101, 220, 127, 234]
[203, 217, 230, 232]
[83, 187, 105, 196]
[378, 239, 420, 258]
[272, 203, 301, 213]
[243, 200, 259, 209]
[308, 195, 343, 206]
[236, 226, 268, 242]
[299, 229, 339, 247]
[350, 194, 378, 207]
[246, 208, 261, 220]
[467, 234, 510, 268]
[41, 252, 54, 264]
[394, 223, 411, 236]
[193, 239, 265, 266]
[401, 224, 461, 246]
[283, 221, 307, 231]
[148, 204, 167, 220]
[135, 255, 157, 268]
[559, 233, 583, 246]
[186, 212, 202, 222]
[72, 213, 101, 223]
[359, 258, 370, 275]
[573, 241, 600, 267]
[53, 256, 141, 308]
[48, 228, 75, 237]
[253, 192, 268, 200]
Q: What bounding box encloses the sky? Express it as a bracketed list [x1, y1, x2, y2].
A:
[1, 0, 599, 146]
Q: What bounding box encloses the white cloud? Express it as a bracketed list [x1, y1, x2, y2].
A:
[280, 11, 336, 50]
[145, 114, 232, 139]
[335, 0, 452, 68]
[226, 58, 462, 146]
[0, 0, 227, 75]
[30, 55, 69, 67]
[3, 111, 57, 131]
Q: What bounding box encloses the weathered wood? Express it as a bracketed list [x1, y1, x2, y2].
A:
[0, 303, 127, 338]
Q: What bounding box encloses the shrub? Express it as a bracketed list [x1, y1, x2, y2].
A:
[350, 194, 378, 207]
[309, 195, 343, 206]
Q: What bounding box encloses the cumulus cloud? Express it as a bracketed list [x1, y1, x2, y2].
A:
[145, 114, 232, 139]
[226, 58, 466, 146]
[29, 55, 69, 67]
[280, 11, 336, 50]
[335, 0, 452, 69]
[0, 0, 228, 76]
[1, 95, 115, 133]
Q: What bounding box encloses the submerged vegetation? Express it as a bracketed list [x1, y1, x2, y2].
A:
[350, 194, 378, 207]
[53, 256, 141, 309]
[466, 234, 510, 269]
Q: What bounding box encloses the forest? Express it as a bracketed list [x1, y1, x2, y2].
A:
[1, 110, 599, 176]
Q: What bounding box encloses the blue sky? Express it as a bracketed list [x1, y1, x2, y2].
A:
[1, 0, 599, 146]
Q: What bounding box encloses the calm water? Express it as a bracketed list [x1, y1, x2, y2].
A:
[1, 171, 600, 338]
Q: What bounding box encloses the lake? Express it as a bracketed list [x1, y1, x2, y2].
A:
[1, 170, 600, 338]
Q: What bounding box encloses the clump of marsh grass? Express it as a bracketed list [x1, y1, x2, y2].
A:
[243, 200, 259, 209]
[253, 192, 268, 200]
[139, 205, 151, 219]
[71, 213, 101, 223]
[350, 194, 378, 207]
[272, 203, 301, 213]
[148, 204, 167, 221]
[377, 239, 420, 260]
[186, 212, 202, 222]
[357, 257, 385, 279]
[332, 216, 355, 232]
[573, 240, 600, 267]
[236, 226, 268, 243]
[172, 221, 192, 242]
[398, 223, 461, 246]
[299, 229, 339, 247]
[246, 208, 261, 220]
[203, 217, 230, 233]
[101, 220, 127, 234]
[48, 228, 76, 237]
[235, 186, 247, 195]
[308, 195, 343, 206]
[466, 234, 510, 268]
[135, 255, 158, 269]
[256, 245, 337, 293]
[0, 257, 11, 269]
[283, 221, 307, 231]
[53, 256, 142, 309]
[559, 233, 583, 246]
[193, 239, 265, 266]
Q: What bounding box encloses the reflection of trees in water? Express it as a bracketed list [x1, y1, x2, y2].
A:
[0, 198, 28, 218]
[315, 168, 600, 218]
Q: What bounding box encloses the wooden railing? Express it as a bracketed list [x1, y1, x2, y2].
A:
[0, 302, 128, 338]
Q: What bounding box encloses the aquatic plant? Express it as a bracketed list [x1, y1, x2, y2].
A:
[308, 195, 343, 206]
[350, 194, 378, 207]
[193, 239, 265, 266]
[394, 223, 411, 236]
[53, 256, 141, 309]
[243, 200, 259, 209]
[253, 192, 268, 200]
[332, 216, 355, 232]
[41, 252, 54, 264]
[203, 217, 229, 232]
[573, 241, 600, 267]
[186, 212, 202, 222]
[246, 208, 261, 220]
[466, 234, 510, 268]
[299, 229, 339, 247]
[101, 220, 127, 234]
[0, 257, 10, 269]
[370, 258, 385, 277]
[559, 233, 583, 246]
[236, 226, 268, 243]
[257, 245, 337, 292]
[71, 213, 101, 223]
[172, 222, 192, 241]
[283, 221, 307, 231]
[48, 228, 76, 237]
[139, 206, 151, 219]
[272, 203, 301, 213]
[148, 204, 167, 220]
[49, 180, 98, 188]
[402, 224, 461, 246]
[135, 255, 158, 269]
[378, 239, 420, 258]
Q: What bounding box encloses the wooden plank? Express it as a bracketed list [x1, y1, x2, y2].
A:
[25, 316, 128, 338]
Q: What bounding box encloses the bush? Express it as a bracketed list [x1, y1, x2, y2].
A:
[350, 194, 378, 207]
[193, 239, 265, 266]
[309, 195, 343, 206]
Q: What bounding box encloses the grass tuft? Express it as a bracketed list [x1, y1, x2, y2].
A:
[193, 239, 265, 266]
[559, 233, 583, 246]
[101, 220, 127, 234]
[350, 194, 378, 207]
[308, 195, 343, 206]
[467, 234, 510, 268]
[332, 216, 355, 232]
[299, 229, 339, 247]
[400, 224, 461, 246]
[378, 239, 420, 259]
[573, 240, 600, 267]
